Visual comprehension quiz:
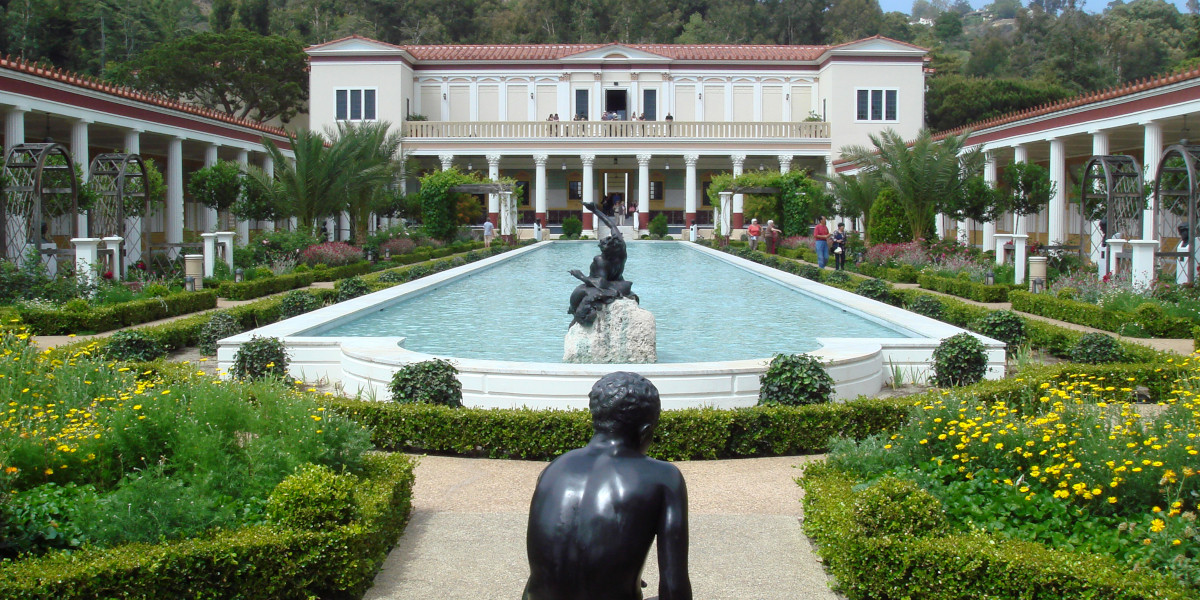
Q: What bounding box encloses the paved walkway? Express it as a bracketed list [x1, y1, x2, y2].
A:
[364, 455, 840, 600]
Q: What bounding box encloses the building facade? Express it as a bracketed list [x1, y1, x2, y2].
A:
[306, 35, 928, 234]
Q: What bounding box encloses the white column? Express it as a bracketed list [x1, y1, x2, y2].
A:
[201, 232, 217, 277]
[123, 129, 143, 269]
[166, 137, 184, 258]
[778, 154, 792, 174]
[1143, 120, 1163, 240]
[582, 154, 596, 236]
[486, 153, 501, 224]
[637, 154, 651, 233]
[731, 154, 745, 230]
[337, 211, 349, 241]
[1013, 144, 1029, 235]
[71, 118, 91, 237]
[439, 153, 454, 171]
[1047, 137, 1067, 244]
[203, 144, 220, 231]
[260, 154, 275, 232]
[534, 153, 548, 226]
[4, 105, 27, 149]
[685, 154, 699, 226]
[469, 78, 479, 121]
[235, 149, 250, 244]
[982, 151, 997, 251]
[1091, 130, 1110, 276]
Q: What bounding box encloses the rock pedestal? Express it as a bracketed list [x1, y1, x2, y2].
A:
[564, 297, 656, 363]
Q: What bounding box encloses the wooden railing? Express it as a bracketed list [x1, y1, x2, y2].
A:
[402, 120, 830, 139]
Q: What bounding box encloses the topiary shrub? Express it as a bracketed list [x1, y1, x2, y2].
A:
[561, 216, 583, 239]
[649, 214, 669, 237]
[389, 358, 463, 407]
[377, 270, 408, 283]
[867, 188, 911, 245]
[975, 310, 1027, 347]
[198, 312, 242, 356]
[798, 264, 823, 281]
[908, 295, 945, 320]
[825, 270, 851, 285]
[265, 463, 360, 530]
[103, 330, 166, 362]
[1070, 332, 1125, 364]
[932, 332, 987, 387]
[231, 335, 289, 381]
[852, 476, 948, 539]
[334, 276, 370, 303]
[758, 353, 835, 406]
[279, 290, 321, 318]
[856, 278, 894, 304]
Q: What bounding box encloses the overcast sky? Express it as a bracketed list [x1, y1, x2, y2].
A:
[875, 0, 1196, 14]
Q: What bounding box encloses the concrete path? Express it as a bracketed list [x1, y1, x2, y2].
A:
[364, 454, 840, 600]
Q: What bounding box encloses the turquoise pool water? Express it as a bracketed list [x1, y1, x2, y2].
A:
[313, 242, 910, 363]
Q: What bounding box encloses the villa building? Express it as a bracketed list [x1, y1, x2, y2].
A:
[305, 35, 929, 234]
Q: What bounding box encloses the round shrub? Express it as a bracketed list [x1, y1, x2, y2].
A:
[855, 278, 894, 304]
[292, 264, 311, 273]
[758, 353, 835, 406]
[975, 310, 1026, 347]
[266, 463, 360, 530]
[103, 330, 166, 362]
[334, 276, 370, 303]
[143, 283, 170, 298]
[389, 358, 462, 407]
[251, 266, 274, 280]
[1070, 332, 1125, 364]
[931, 332, 987, 387]
[867, 188, 911, 245]
[280, 290, 321, 318]
[63, 298, 89, 313]
[377, 270, 408, 283]
[561, 216, 583, 238]
[406, 264, 431, 280]
[232, 335, 289, 381]
[798, 264, 823, 281]
[1055, 287, 1076, 300]
[649, 213, 669, 237]
[198, 312, 242, 356]
[852, 476, 948, 539]
[907, 295, 945, 320]
[824, 270, 851, 285]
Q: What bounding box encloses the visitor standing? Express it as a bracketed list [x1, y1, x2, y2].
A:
[747, 218, 761, 251]
[813, 216, 830, 269]
[483, 218, 495, 248]
[765, 220, 781, 255]
[831, 222, 847, 271]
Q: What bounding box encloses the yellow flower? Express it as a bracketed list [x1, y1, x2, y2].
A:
[43, 468, 53, 476]
[1151, 519, 1165, 533]
[1107, 497, 1117, 504]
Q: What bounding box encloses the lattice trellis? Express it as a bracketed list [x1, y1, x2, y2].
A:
[87, 153, 146, 278]
[1153, 144, 1200, 285]
[1, 143, 78, 262]
[1080, 155, 1144, 277]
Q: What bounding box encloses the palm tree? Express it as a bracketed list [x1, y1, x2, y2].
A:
[327, 121, 403, 244]
[244, 129, 352, 236]
[840, 128, 983, 241]
[825, 171, 882, 242]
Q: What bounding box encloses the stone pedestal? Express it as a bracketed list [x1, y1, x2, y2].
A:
[1129, 239, 1159, 290]
[72, 237, 102, 289]
[1106, 238, 1127, 279]
[201, 232, 218, 277]
[993, 234, 1013, 265]
[564, 297, 657, 364]
[102, 236, 124, 279]
[1011, 234, 1029, 285]
[215, 231, 236, 271]
[184, 254, 204, 289]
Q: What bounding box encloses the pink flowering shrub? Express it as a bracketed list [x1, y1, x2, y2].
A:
[380, 237, 417, 256]
[422, 238, 445, 250]
[780, 235, 813, 250]
[864, 241, 931, 267]
[300, 242, 364, 267]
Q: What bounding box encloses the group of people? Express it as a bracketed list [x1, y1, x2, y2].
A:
[813, 216, 847, 270]
[747, 218, 781, 254]
[563, 113, 675, 121]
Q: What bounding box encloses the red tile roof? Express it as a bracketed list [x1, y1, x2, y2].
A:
[0, 54, 289, 139]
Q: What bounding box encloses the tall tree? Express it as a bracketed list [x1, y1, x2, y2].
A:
[210, 0, 235, 32]
[238, 0, 270, 35]
[825, 0, 883, 43]
[327, 121, 403, 243]
[826, 172, 883, 238]
[243, 130, 353, 235]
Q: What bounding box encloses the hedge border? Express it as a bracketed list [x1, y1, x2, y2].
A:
[1011, 290, 1195, 339]
[800, 467, 1198, 600]
[16, 290, 218, 335]
[917, 273, 1014, 303]
[217, 272, 316, 301]
[0, 453, 416, 600]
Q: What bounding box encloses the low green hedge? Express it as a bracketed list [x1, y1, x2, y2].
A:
[311, 261, 373, 282]
[800, 466, 1198, 600]
[1010, 290, 1194, 338]
[856, 262, 921, 283]
[16, 291, 218, 335]
[917, 273, 1014, 303]
[0, 453, 416, 600]
[218, 272, 316, 301]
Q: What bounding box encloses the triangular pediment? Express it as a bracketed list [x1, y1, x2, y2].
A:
[826, 36, 927, 56]
[306, 36, 409, 56]
[560, 44, 672, 62]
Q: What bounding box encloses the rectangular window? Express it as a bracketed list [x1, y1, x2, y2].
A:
[517, 181, 531, 205]
[575, 89, 589, 120]
[569, 181, 582, 200]
[334, 88, 377, 122]
[649, 181, 664, 200]
[643, 89, 657, 121]
[855, 88, 898, 122]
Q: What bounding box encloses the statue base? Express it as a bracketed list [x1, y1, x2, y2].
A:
[564, 297, 657, 363]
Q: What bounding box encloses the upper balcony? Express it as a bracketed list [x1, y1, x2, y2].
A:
[401, 120, 831, 140]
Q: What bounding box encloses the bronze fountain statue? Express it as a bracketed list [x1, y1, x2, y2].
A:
[568, 201, 638, 327]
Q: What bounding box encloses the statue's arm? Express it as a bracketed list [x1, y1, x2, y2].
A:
[583, 201, 621, 239]
[657, 467, 692, 600]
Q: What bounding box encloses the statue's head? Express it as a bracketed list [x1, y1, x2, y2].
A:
[589, 372, 660, 452]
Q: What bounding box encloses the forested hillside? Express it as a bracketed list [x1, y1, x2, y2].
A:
[2, 0, 1198, 130]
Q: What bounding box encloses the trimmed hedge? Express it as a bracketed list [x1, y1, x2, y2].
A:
[311, 261, 373, 283]
[16, 291, 218, 335]
[856, 262, 921, 283]
[1010, 290, 1195, 338]
[0, 453, 416, 600]
[800, 467, 1198, 600]
[218, 272, 316, 301]
[917, 273, 1014, 303]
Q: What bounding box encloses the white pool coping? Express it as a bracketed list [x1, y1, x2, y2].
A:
[217, 241, 1005, 409]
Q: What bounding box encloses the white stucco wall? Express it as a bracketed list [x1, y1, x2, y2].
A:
[308, 60, 411, 135]
[822, 59, 925, 159]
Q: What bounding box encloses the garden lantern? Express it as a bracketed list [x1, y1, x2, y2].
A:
[234, 268, 244, 283]
[985, 270, 995, 286]
[184, 276, 196, 292]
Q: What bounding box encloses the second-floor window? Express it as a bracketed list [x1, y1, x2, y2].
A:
[856, 89, 897, 122]
[336, 88, 377, 121]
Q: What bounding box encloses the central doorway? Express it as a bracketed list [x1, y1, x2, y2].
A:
[605, 89, 628, 120]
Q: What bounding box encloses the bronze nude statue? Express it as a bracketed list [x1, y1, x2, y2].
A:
[523, 372, 691, 600]
[568, 201, 638, 328]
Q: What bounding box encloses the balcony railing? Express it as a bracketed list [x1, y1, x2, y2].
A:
[402, 120, 830, 140]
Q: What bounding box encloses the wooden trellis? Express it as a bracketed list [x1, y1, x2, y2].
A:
[1, 143, 78, 262]
[87, 153, 147, 278]
[1080, 155, 1144, 276]
[1153, 144, 1200, 284]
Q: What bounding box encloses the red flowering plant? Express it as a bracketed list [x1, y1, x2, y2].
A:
[300, 242, 364, 267]
[863, 241, 931, 268]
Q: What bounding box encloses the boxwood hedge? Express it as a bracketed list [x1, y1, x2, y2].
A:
[17, 290, 218, 335]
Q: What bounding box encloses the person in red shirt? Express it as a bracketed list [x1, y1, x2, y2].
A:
[747, 218, 762, 251]
[813, 216, 830, 268]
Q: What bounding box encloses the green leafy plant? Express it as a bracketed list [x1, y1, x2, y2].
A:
[855, 278, 894, 304]
[231, 335, 289, 380]
[852, 476, 948, 539]
[825, 270, 851, 285]
[908, 295, 946, 320]
[103, 330, 167, 362]
[266, 463, 360, 531]
[388, 359, 462, 407]
[798, 264, 823, 281]
[197, 312, 242, 356]
[758, 353, 835, 406]
[334, 277, 370, 303]
[648, 214, 669, 237]
[974, 310, 1027, 347]
[1070, 332, 1125, 364]
[931, 332, 987, 387]
[561, 216, 583, 239]
[279, 290, 321, 318]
